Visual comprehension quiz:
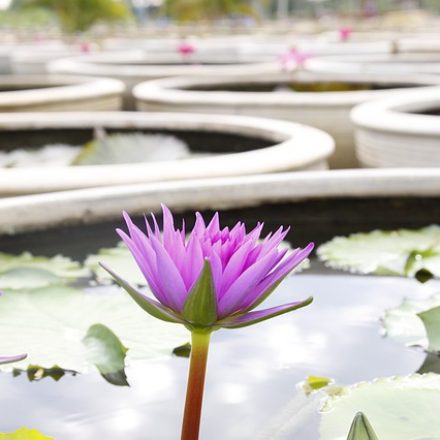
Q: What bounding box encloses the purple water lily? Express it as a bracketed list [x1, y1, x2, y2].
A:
[103, 205, 313, 330]
[102, 205, 314, 440]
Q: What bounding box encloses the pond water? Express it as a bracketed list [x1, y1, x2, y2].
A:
[0, 202, 438, 439]
[186, 82, 421, 93]
[0, 128, 270, 155]
[410, 108, 440, 116]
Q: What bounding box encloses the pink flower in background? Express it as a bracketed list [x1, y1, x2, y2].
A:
[102, 205, 313, 330]
[279, 48, 312, 70]
[79, 42, 92, 53]
[339, 26, 353, 41]
[177, 42, 196, 56]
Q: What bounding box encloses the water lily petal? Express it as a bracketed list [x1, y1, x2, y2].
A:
[241, 243, 314, 311]
[218, 249, 281, 317]
[116, 228, 166, 303]
[0, 353, 27, 365]
[149, 235, 188, 311]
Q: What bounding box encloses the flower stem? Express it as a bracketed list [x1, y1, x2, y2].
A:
[181, 330, 212, 440]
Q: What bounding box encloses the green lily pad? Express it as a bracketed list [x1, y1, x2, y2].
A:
[382, 292, 440, 350]
[0, 252, 89, 290]
[320, 374, 440, 440]
[0, 285, 187, 373]
[317, 225, 440, 278]
[0, 144, 79, 168]
[304, 376, 332, 394]
[71, 132, 190, 166]
[0, 428, 53, 440]
[83, 323, 129, 386]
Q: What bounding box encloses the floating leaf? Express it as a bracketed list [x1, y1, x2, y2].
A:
[418, 306, 440, 353]
[417, 353, 440, 374]
[347, 412, 379, 440]
[320, 374, 440, 440]
[0, 285, 187, 373]
[0, 252, 89, 290]
[13, 365, 69, 382]
[0, 428, 53, 439]
[85, 242, 145, 285]
[0, 144, 79, 168]
[83, 323, 128, 386]
[172, 342, 191, 358]
[72, 132, 190, 166]
[317, 225, 440, 278]
[304, 376, 332, 394]
[382, 292, 440, 350]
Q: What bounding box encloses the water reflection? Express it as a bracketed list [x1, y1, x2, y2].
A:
[0, 268, 437, 439]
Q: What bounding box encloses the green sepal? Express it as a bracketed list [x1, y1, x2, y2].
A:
[220, 296, 313, 329]
[100, 263, 183, 324]
[347, 412, 379, 440]
[182, 260, 217, 328]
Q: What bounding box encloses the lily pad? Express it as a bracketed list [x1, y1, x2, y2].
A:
[320, 374, 440, 440]
[317, 225, 440, 278]
[83, 323, 129, 386]
[0, 252, 89, 290]
[381, 292, 440, 350]
[72, 131, 190, 166]
[0, 428, 53, 440]
[0, 144, 79, 168]
[0, 285, 187, 373]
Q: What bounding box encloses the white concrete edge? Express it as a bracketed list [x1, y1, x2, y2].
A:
[0, 74, 125, 106]
[0, 168, 439, 234]
[133, 72, 440, 108]
[350, 86, 440, 135]
[48, 54, 286, 79]
[305, 53, 440, 75]
[0, 112, 335, 194]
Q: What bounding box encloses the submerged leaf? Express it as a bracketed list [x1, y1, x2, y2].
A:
[320, 374, 440, 440]
[72, 132, 190, 166]
[0, 285, 187, 373]
[0, 428, 53, 439]
[0, 252, 89, 290]
[83, 323, 129, 386]
[347, 412, 379, 440]
[317, 225, 440, 279]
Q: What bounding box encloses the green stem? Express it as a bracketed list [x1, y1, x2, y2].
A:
[181, 330, 212, 440]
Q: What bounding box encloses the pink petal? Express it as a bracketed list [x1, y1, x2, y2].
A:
[218, 249, 281, 318]
[0, 353, 27, 365]
[149, 235, 188, 311]
[241, 243, 314, 311]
